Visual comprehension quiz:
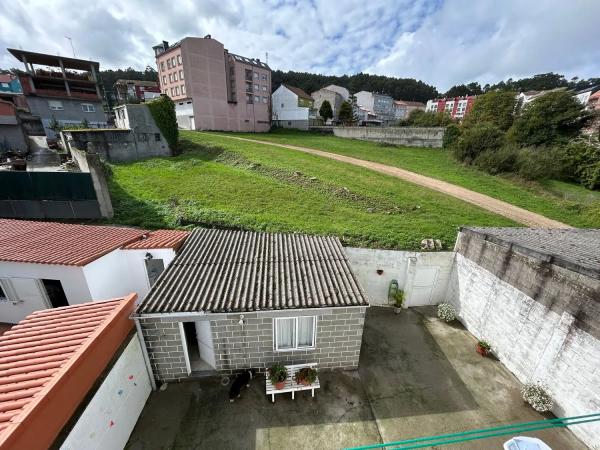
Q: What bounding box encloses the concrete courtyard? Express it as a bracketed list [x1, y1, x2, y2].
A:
[126, 307, 585, 450]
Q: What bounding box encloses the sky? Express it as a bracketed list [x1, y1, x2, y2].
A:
[1, 0, 599, 92]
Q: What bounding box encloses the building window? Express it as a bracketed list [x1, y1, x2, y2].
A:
[261, 74, 267, 81]
[167, 59, 171, 69]
[254, 84, 259, 91]
[254, 95, 260, 103]
[262, 85, 267, 92]
[160, 62, 165, 72]
[81, 103, 95, 113]
[175, 86, 180, 95]
[181, 85, 186, 95]
[168, 74, 173, 83]
[177, 55, 182, 65]
[154, 133, 161, 141]
[48, 100, 63, 111]
[281, 103, 284, 108]
[246, 94, 253, 104]
[179, 70, 184, 80]
[274, 316, 316, 351]
[171, 57, 176, 67]
[262, 96, 268, 103]
[173, 72, 178, 81]
[245, 69, 253, 81]
[170, 88, 174, 96]
[0, 281, 8, 302]
[254, 72, 259, 79]
[162, 75, 167, 84]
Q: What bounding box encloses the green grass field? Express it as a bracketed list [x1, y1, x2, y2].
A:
[107, 131, 518, 250]
[225, 129, 600, 228]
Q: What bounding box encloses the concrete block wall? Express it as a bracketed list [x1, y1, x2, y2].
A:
[448, 234, 600, 449]
[138, 306, 367, 381]
[333, 126, 445, 148]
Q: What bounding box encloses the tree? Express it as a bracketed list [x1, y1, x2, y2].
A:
[319, 100, 333, 121]
[401, 110, 453, 127]
[444, 82, 482, 97]
[338, 101, 355, 124]
[462, 90, 517, 131]
[453, 123, 505, 164]
[507, 90, 590, 146]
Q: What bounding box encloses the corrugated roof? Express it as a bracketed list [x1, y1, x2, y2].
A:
[0, 296, 136, 450]
[123, 229, 190, 250]
[461, 227, 600, 279]
[137, 229, 369, 314]
[0, 220, 188, 266]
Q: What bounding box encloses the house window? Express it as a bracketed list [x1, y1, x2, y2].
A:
[48, 100, 63, 111]
[254, 72, 259, 79]
[274, 316, 316, 351]
[281, 103, 284, 108]
[254, 95, 260, 103]
[170, 87, 174, 96]
[262, 96, 268, 103]
[154, 133, 161, 141]
[162, 75, 167, 84]
[167, 59, 172, 69]
[177, 55, 182, 65]
[171, 57, 176, 67]
[0, 281, 8, 302]
[173, 72, 178, 81]
[262, 85, 267, 92]
[160, 61, 165, 72]
[254, 84, 259, 91]
[261, 74, 267, 81]
[181, 84, 186, 95]
[246, 94, 253, 104]
[81, 103, 95, 113]
[169, 74, 173, 82]
[179, 70, 184, 80]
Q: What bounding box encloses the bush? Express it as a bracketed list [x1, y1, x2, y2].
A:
[147, 95, 179, 153]
[402, 109, 454, 127]
[437, 303, 457, 322]
[522, 383, 553, 412]
[443, 124, 461, 149]
[462, 90, 518, 131]
[516, 147, 562, 180]
[473, 145, 519, 174]
[453, 123, 505, 164]
[562, 138, 600, 189]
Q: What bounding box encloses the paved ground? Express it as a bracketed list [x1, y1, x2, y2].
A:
[213, 134, 569, 228]
[126, 307, 584, 450]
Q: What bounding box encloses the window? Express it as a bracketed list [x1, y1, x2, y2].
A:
[177, 54, 182, 65]
[175, 86, 179, 95]
[181, 84, 186, 95]
[48, 100, 63, 111]
[162, 75, 167, 84]
[274, 316, 316, 351]
[246, 94, 253, 104]
[254, 72, 259, 79]
[173, 72, 178, 81]
[254, 95, 260, 103]
[81, 103, 95, 113]
[170, 87, 174, 96]
[154, 133, 161, 141]
[254, 84, 259, 91]
[179, 70, 184, 80]
[41, 279, 68, 308]
[261, 74, 267, 81]
[262, 85, 267, 92]
[262, 96, 268, 103]
[171, 57, 176, 67]
[167, 59, 172, 69]
[160, 61, 165, 72]
[169, 73, 173, 83]
[0, 281, 8, 302]
[281, 103, 284, 108]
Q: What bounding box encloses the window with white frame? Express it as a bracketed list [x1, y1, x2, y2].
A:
[160, 61, 165, 72]
[48, 100, 63, 111]
[0, 280, 9, 302]
[171, 57, 176, 67]
[261, 74, 267, 81]
[167, 59, 171, 69]
[162, 75, 167, 84]
[254, 72, 259, 79]
[179, 70, 184, 80]
[173, 72, 178, 81]
[254, 95, 260, 103]
[181, 84, 186, 95]
[169, 73, 173, 83]
[274, 316, 316, 351]
[261, 85, 267, 92]
[262, 96, 268, 103]
[174, 86, 179, 95]
[81, 103, 95, 113]
[177, 54, 182, 65]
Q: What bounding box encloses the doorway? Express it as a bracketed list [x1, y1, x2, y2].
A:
[182, 321, 216, 373]
[41, 279, 68, 308]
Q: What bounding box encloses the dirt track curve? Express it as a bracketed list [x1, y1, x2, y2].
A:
[211, 134, 570, 228]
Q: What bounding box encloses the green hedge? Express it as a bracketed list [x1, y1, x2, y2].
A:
[147, 95, 178, 153]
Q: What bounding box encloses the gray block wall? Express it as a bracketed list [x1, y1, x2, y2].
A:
[333, 126, 445, 148]
[138, 306, 367, 382]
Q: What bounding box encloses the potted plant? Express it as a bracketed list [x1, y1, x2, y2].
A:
[476, 340, 491, 357]
[294, 367, 318, 386]
[437, 303, 457, 323]
[393, 290, 405, 314]
[268, 364, 287, 390]
[522, 383, 554, 412]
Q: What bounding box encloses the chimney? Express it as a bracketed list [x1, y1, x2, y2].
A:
[162, 40, 169, 50]
[204, 34, 211, 39]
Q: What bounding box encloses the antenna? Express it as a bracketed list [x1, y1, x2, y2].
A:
[265, 52, 268, 65]
[65, 36, 76, 57]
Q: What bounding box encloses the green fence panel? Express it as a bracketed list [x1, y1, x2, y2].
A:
[0, 172, 96, 201]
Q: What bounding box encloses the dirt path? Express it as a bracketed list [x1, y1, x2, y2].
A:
[211, 134, 569, 228]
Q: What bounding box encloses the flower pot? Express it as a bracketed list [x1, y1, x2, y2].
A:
[476, 343, 489, 357]
[274, 381, 286, 390]
[393, 307, 402, 314]
[298, 379, 312, 386]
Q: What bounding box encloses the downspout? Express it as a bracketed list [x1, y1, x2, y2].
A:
[133, 317, 157, 391]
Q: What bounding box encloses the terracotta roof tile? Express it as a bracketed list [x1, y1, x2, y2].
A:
[122, 229, 190, 250]
[0, 296, 136, 450]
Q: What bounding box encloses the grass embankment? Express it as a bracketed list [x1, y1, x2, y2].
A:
[107, 131, 516, 250]
[224, 129, 600, 228]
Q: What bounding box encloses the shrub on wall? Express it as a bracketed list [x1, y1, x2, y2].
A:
[147, 95, 179, 153]
[443, 123, 461, 149]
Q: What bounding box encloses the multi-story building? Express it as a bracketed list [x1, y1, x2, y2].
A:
[323, 84, 350, 101]
[153, 35, 271, 132]
[311, 87, 344, 123]
[114, 79, 161, 104]
[426, 96, 476, 119]
[393, 100, 426, 120]
[0, 73, 22, 94]
[7, 49, 108, 138]
[354, 91, 395, 124]
[272, 84, 317, 130]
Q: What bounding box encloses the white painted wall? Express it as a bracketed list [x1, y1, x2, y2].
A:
[272, 86, 309, 121]
[344, 248, 454, 307]
[448, 253, 600, 449]
[0, 261, 90, 323]
[121, 248, 177, 302]
[60, 335, 152, 450]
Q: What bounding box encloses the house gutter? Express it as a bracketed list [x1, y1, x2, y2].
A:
[133, 317, 157, 391]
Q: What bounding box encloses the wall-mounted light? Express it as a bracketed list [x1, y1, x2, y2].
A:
[238, 314, 245, 325]
[145, 252, 153, 260]
[376, 269, 384, 275]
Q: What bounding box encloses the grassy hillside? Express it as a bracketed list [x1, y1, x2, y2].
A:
[225, 129, 600, 228]
[107, 131, 516, 250]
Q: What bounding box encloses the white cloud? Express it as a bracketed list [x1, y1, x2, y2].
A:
[0, 0, 598, 92]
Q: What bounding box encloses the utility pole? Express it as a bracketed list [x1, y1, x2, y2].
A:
[65, 36, 75, 57]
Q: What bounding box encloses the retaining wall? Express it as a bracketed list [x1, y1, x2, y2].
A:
[333, 126, 445, 147]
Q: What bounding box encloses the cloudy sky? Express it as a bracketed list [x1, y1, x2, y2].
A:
[1, 0, 599, 91]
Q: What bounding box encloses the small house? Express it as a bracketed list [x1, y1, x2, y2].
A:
[271, 85, 317, 130]
[135, 228, 369, 381]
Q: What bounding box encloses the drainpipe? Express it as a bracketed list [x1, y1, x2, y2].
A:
[134, 317, 157, 391]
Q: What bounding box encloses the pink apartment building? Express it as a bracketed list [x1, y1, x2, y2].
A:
[153, 35, 271, 132]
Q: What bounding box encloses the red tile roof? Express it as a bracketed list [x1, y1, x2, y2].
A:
[0, 295, 136, 450]
[122, 229, 190, 250]
[0, 220, 188, 266]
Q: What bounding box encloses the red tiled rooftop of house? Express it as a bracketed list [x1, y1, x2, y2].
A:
[0, 220, 189, 266]
[122, 229, 190, 250]
[0, 295, 136, 450]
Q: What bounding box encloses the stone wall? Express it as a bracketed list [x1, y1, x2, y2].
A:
[138, 306, 366, 381]
[448, 232, 600, 448]
[333, 126, 445, 148]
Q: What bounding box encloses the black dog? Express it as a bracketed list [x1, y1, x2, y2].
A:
[229, 369, 255, 402]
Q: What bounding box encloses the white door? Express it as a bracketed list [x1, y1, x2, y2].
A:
[0, 278, 49, 324]
[407, 267, 439, 306]
[195, 321, 216, 369]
